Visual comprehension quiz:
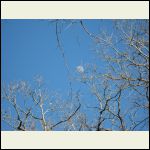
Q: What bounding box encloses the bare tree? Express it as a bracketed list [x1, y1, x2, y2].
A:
[1, 76, 84, 131]
[77, 19, 149, 131]
[1, 20, 149, 131]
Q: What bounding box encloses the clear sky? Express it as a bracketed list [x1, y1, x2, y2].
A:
[2, 20, 102, 90]
[1, 19, 104, 130]
[1, 19, 148, 131]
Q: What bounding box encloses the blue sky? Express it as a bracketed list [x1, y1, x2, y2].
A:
[2, 19, 104, 130]
[2, 20, 99, 90]
[1, 19, 148, 131]
[1, 20, 113, 104]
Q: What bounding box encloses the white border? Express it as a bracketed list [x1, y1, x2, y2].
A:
[1, 1, 149, 149]
[1, 1, 149, 19]
[1, 131, 149, 149]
